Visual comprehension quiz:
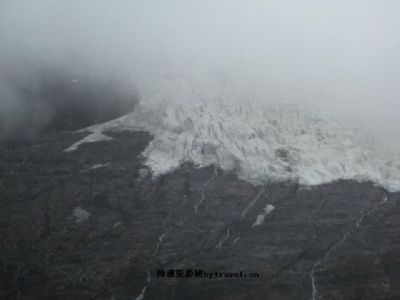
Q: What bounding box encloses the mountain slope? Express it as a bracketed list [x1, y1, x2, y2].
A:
[1, 129, 400, 300]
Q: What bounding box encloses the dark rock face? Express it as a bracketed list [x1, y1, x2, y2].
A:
[1, 130, 400, 300]
[0, 68, 138, 143]
[35, 71, 138, 132]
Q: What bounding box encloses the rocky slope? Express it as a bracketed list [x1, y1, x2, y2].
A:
[1, 129, 399, 300]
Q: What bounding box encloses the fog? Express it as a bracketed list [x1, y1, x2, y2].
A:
[1, 0, 400, 139]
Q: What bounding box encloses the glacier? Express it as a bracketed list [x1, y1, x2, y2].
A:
[65, 74, 400, 192]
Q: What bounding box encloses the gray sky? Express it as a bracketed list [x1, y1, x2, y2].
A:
[1, 0, 400, 130]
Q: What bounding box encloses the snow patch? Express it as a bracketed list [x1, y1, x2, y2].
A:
[65, 129, 113, 152]
[81, 163, 110, 172]
[252, 204, 275, 227]
[73, 207, 91, 223]
[64, 115, 132, 152]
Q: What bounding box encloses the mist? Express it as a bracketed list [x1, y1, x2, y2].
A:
[1, 0, 400, 140]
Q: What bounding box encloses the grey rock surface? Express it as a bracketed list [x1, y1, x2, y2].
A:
[1, 130, 399, 300]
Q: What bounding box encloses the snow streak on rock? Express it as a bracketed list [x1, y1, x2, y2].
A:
[194, 169, 215, 214]
[310, 195, 389, 300]
[135, 270, 151, 300]
[181, 194, 188, 206]
[81, 163, 110, 173]
[216, 228, 231, 251]
[232, 237, 240, 245]
[65, 76, 400, 192]
[241, 188, 266, 219]
[9, 157, 27, 175]
[153, 232, 167, 255]
[135, 286, 147, 300]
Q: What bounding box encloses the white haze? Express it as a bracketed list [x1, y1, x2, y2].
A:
[1, 0, 400, 119]
[1, 0, 400, 189]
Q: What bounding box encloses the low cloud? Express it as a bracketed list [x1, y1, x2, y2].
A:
[1, 0, 400, 140]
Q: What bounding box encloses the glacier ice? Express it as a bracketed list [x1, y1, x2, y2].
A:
[65, 75, 400, 192]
